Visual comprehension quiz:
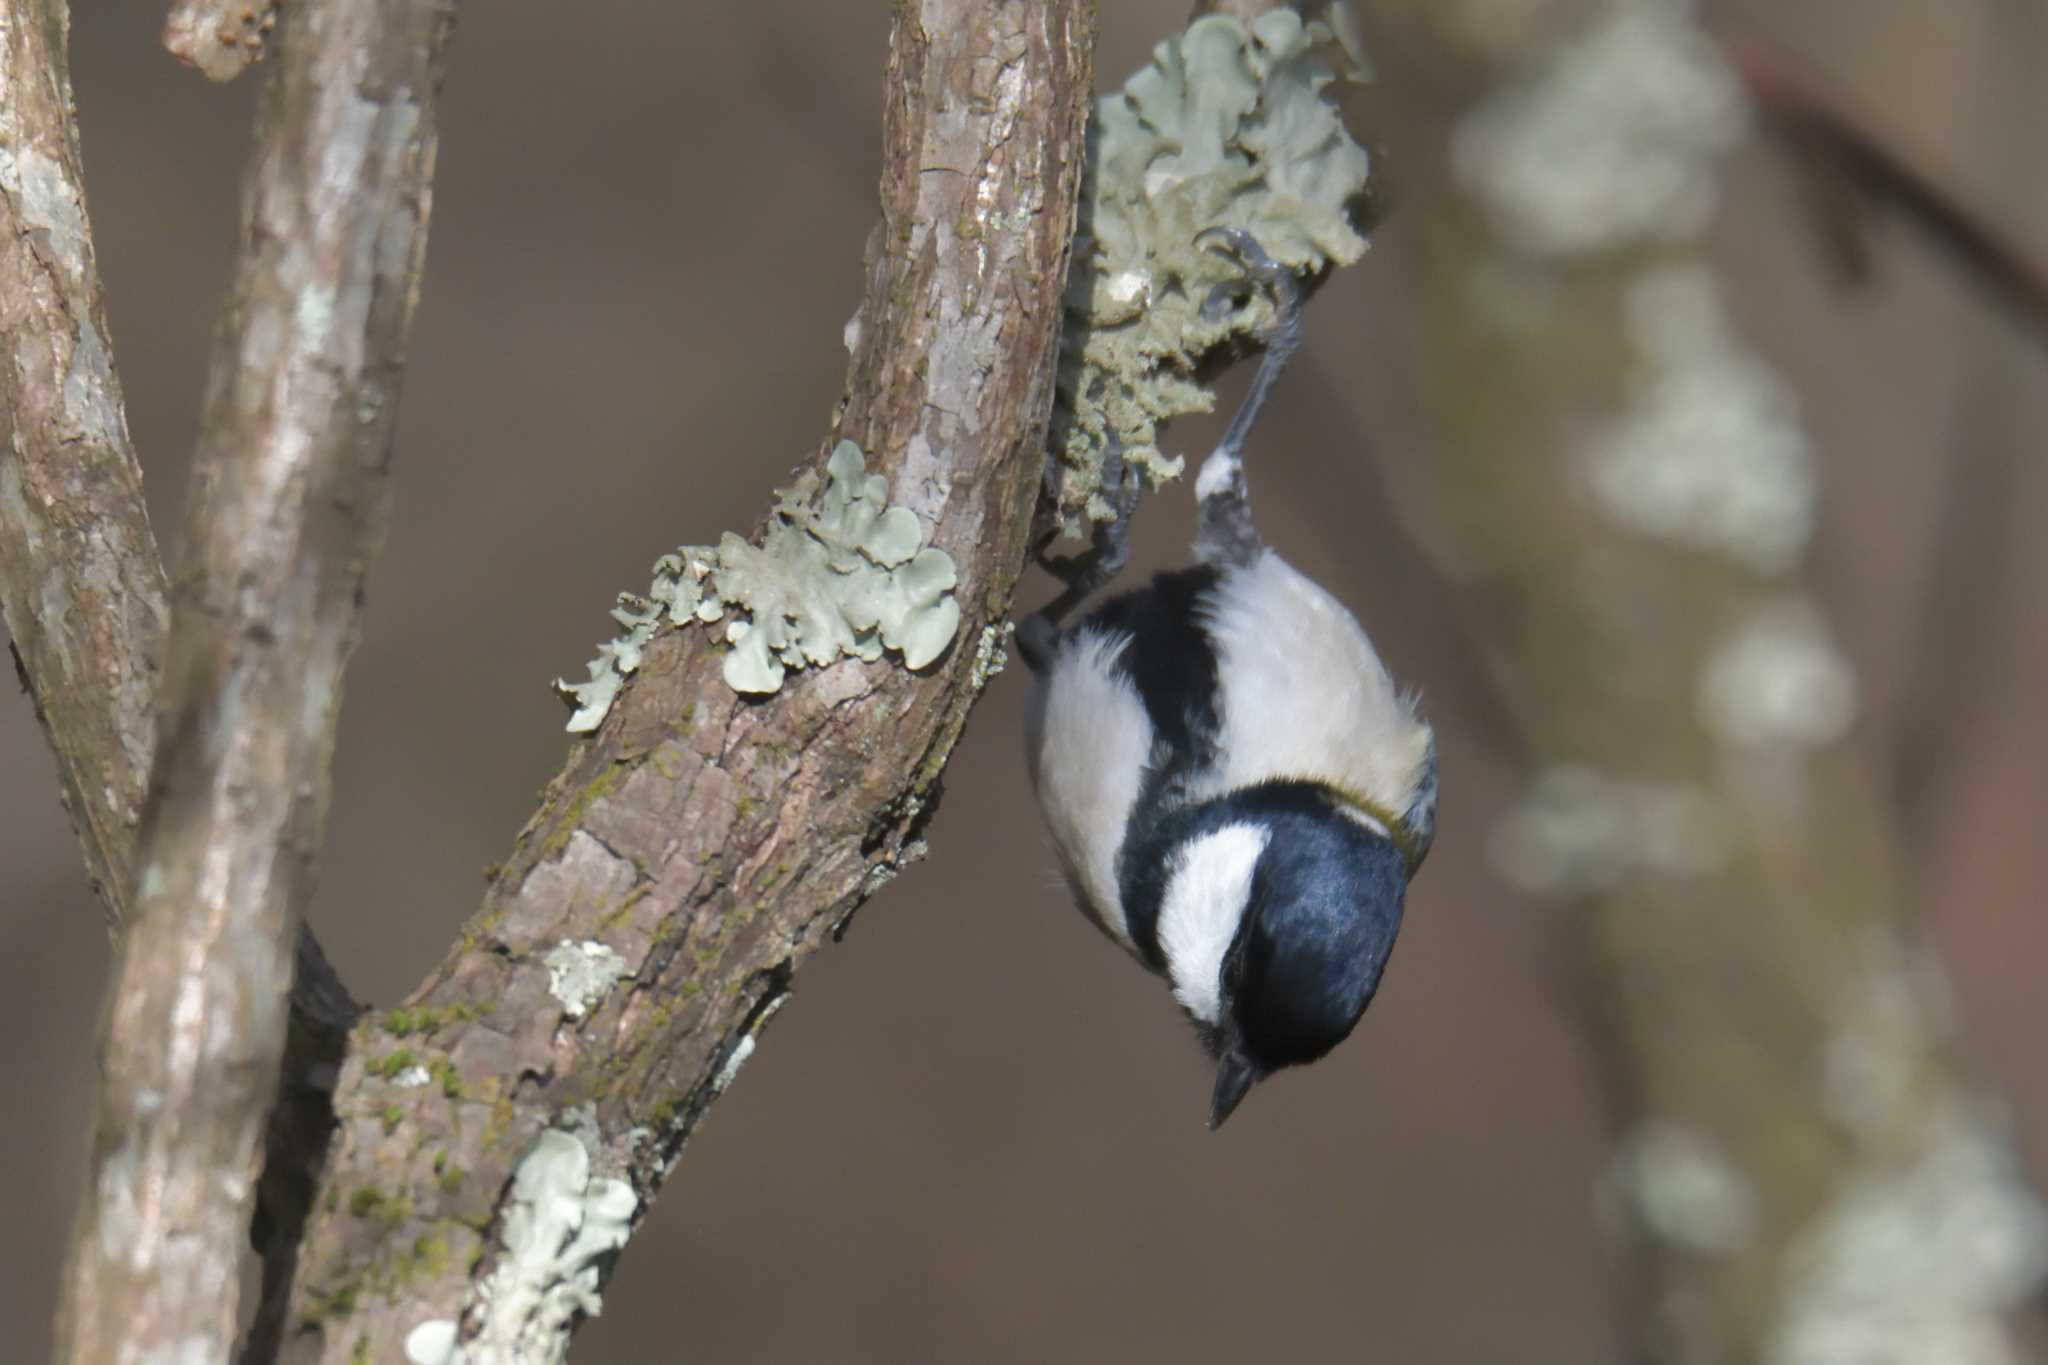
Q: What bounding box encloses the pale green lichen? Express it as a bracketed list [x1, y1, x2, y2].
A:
[404, 1130, 638, 1365]
[555, 441, 960, 728]
[1047, 10, 1371, 537]
[542, 940, 630, 1021]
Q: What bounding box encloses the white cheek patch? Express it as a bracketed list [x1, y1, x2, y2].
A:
[1027, 627, 1153, 947]
[1158, 824, 1270, 1024]
[1197, 550, 1435, 817]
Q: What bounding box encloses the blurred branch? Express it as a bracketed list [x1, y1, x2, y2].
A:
[0, 0, 170, 931]
[52, 0, 453, 1361]
[260, 4, 1096, 1362]
[1355, 1, 2048, 1359]
[1725, 28, 2048, 356]
[1885, 0, 2048, 841]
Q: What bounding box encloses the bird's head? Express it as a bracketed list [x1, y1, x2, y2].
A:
[1159, 788, 1411, 1128]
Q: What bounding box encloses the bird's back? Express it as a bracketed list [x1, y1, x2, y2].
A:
[1025, 549, 1433, 956]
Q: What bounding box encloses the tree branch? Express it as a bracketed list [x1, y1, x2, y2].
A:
[263, 4, 1097, 1361]
[1, 0, 170, 929]
[1723, 28, 2048, 356]
[52, 1, 455, 1361]
[1357, 1, 2048, 1356]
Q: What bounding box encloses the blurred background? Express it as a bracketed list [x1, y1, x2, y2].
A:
[3, 1, 2043, 1360]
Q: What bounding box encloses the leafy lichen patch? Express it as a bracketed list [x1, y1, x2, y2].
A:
[402, 1129, 638, 1365]
[542, 940, 629, 1022]
[556, 441, 959, 727]
[1046, 11, 1372, 537]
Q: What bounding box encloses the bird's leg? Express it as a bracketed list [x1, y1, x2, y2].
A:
[1018, 440, 1140, 672]
[1191, 227, 1305, 568]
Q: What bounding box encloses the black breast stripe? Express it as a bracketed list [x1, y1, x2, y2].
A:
[1079, 565, 1225, 967]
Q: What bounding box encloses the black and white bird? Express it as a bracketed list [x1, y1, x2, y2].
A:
[1020, 229, 1436, 1128]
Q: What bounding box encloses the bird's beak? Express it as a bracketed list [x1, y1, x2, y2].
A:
[1210, 1051, 1258, 1129]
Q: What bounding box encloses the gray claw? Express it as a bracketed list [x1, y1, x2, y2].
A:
[1194, 227, 1300, 326]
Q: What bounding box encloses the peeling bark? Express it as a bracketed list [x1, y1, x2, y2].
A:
[262, 4, 1097, 1362]
[51, 1, 455, 1362]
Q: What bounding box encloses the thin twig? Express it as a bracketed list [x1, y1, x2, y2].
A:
[51, 1, 454, 1361]
[1724, 29, 2048, 355]
[260, 4, 1097, 1361]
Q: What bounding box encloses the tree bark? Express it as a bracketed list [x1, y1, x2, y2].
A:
[1, 0, 170, 929]
[51, 1, 456, 1361]
[260, 3, 1098, 1362]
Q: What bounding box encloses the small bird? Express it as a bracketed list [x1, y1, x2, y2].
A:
[1019, 229, 1436, 1128]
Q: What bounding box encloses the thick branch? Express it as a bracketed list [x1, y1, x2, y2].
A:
[52, 2, 454, 1362]
[266, 4, 1096, 1362]
[0, 0, 170, 926]
[1361, 2, 2047, 1357]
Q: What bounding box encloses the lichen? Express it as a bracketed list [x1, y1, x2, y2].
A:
[1771, 933, 2048, 1363]
[1487, 764, 1728, 896]
[556, 441, 960, 727]
[1601, 1122, 1759, 1256]
[1046, 10, 1372, 537]
[1452, 0, 1747, 258]
[967, 621, 1011, 693]
[1698, 598, 1857, 750]
[403, 1130, 639, 1365]
[543, 940, 630, 1022]
[1586, 266, 1815, 573]
[1770, 1102, 2048, 1365]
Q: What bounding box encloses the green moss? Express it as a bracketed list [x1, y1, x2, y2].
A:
[297, 1210, 484, 1330]
[650, 741, 689, 781]
[539, 760, 632, 861]
[383, 1000, 494, 1039]
[380, 1105, 403, 1135]
[646, 1093, 682, 1131]
[404, 1233, 452, 1282]
[351, 1336, 371, 1365]
[599, 882, 653, 934]
[368, 1048, 417, 1081]
[483, 1093, 517, 1153]
[300, 1280, 359, 1324]
[438, 1162, 467, 1195]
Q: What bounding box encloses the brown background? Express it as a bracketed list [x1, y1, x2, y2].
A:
[3, 2, 2042, 1360]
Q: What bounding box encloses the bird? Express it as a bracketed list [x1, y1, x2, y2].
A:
[1018, 228, 1436, 1128]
